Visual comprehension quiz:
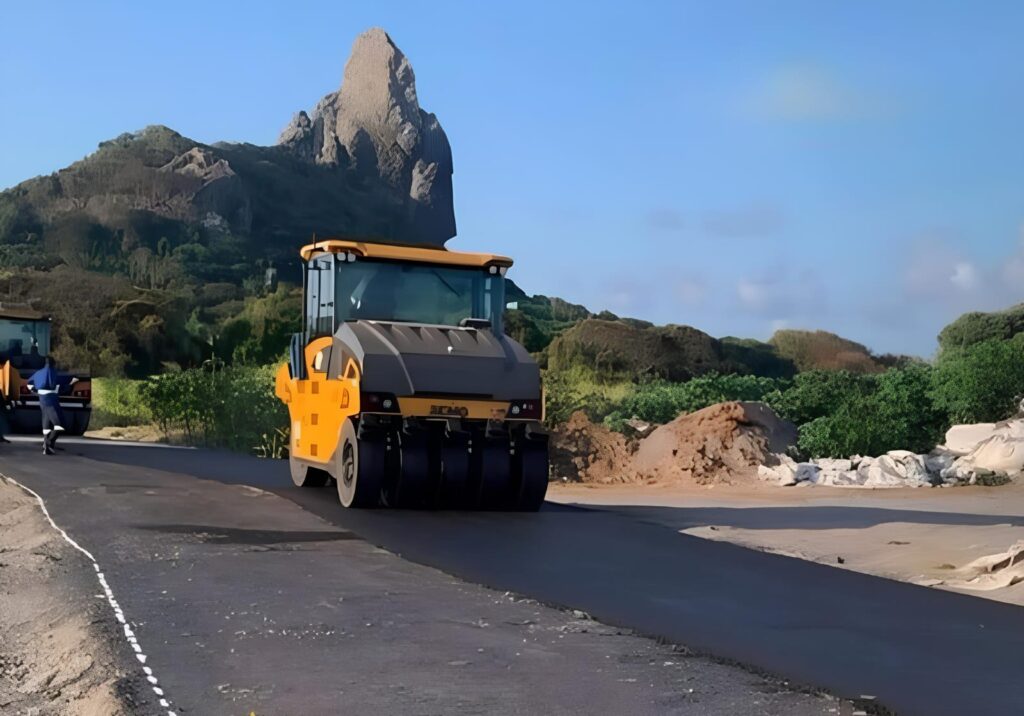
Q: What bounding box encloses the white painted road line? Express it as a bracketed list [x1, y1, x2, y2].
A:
[2, 474, 179, 716]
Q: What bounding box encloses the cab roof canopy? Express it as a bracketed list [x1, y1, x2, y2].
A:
[0, 304, 49, 321]
[299, 238, 513, 269]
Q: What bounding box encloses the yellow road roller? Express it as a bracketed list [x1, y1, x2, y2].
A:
[275, 238, 549, 510]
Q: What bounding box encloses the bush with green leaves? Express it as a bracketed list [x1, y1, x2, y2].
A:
[140, 364, 287, 453]
[542, 366, 632, 427]
[604, 373, 787, 430]
[90, 377, 153, 429]
[937, 305, 1024, 352]
[930, 335, 1024, 424]
[794, 364, 945, 458]
[766, 370, 878, 425]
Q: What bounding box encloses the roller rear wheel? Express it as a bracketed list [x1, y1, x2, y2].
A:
[336, 419, 385, 508]
[438, 428, 471, 508]
[514, 439, 549, 511]
[390, 427, 431, 508]
[477, 437, 513, 510]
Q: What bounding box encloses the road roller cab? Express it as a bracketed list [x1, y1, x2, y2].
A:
[275, 238, 549, 510]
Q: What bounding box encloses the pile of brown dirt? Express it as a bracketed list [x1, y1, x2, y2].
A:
[629, 402, 796, 485]
[550, 411, 635, 483]
[550, 402, 797, 486]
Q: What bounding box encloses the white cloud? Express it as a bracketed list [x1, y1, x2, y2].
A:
[745, 64, 876, 121]
[902, 231, 1024, 313]
[737, 278, 770, 311]
[950, 261, 979, 291]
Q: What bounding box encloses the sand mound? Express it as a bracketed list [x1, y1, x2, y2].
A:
[927, 540, 1024, 591]
[630, 402, 797, 485]
[550, 411, 634, 483]
[551, 402, 797, 486]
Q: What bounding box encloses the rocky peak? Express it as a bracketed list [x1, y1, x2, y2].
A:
[160, 147, 235, 183]
[278, 27, 455, 244]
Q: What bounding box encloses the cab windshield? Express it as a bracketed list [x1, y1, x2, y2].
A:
[0, 319, 50, 361]
[304, 255, 506, 336]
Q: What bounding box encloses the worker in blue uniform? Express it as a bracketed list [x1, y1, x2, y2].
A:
[27, 357, 77, 455]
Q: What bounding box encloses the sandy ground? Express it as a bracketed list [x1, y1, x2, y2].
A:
[84, 425, 165, 443]
[0, 478, 137, 715]
[550, 480, 1024, 606]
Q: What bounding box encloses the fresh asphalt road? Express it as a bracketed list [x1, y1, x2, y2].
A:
[3, 439, 1024, 715]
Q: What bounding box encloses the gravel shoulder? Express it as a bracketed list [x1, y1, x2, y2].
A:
[0, 478, 143, 715]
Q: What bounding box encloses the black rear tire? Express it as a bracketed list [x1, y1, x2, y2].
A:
[477, 437, 513, 510]
[337, 419, 385, 508]
[438, 429, 471, 508]
[64, 410, 91, 436]
[515, 440, 549, 511]
[391, 427, 431, 508]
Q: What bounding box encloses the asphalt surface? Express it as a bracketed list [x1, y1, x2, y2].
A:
[0, 439, 844, 716]
[4, 439, 1024, 714]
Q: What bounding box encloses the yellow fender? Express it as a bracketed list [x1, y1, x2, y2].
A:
[0, 361, 22, 402]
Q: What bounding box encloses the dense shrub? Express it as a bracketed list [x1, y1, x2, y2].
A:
[604, 373, 786, 430]
[767, 370, 878, 425]
[931, 335, 1024, 424]
[218, 286, 301, 365]
[718, 337, 797, 379]
[91, 378, 153, 428]
[796, 364, 945, 458]
[543, 366, 632, 427]
[938, 305, 1024, 352]
[769, 329, 881, 373]
[140, 364, 287, 452]
[547, 318, 726, 382]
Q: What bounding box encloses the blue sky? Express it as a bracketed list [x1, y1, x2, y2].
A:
[3, 1, 1023, 357]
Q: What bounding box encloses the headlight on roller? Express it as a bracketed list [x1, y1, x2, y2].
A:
[508, 400, 542, 420]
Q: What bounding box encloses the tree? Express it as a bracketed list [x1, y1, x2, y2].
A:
[768, 370, 877, 425]
[796, 365, 944, 458]
[931, 335, 1024, 424]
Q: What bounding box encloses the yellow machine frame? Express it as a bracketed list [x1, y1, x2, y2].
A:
[274, 243, 530, 473]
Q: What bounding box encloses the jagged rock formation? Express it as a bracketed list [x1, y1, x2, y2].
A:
[0, 27, 455, 276]
[277, 28, 455, 243]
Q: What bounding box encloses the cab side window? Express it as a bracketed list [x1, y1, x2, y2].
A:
[305, 254, 335, 337]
